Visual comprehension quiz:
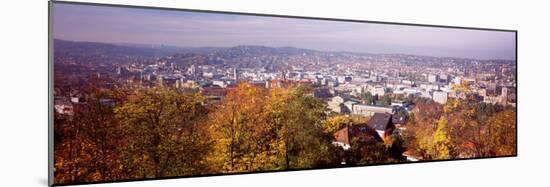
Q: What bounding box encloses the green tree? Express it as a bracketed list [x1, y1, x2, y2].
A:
[384, 131, 407, 160]
[361, 91, 374, 105]
[381, 95, 392, 106]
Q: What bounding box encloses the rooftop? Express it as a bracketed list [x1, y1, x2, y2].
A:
[367, 113, 393, 131]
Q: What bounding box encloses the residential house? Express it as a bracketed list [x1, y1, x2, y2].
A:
[332, 113, 396, 149]
[367, 113, 395, 140]
[332, 123, 382, 150]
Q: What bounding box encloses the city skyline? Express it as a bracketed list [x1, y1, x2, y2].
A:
[53, 3, 516, 60]
[51, 3, 517, 185]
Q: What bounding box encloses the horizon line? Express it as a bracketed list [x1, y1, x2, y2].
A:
[53, 38, 517, 62]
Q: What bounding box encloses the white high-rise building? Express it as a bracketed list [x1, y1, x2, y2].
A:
[188, 65, 196, 76]
[501, 87, 509, 105]
[428, 74, 439, 83]
[433, 91, 448, 104]
[328, 96, 346, 113]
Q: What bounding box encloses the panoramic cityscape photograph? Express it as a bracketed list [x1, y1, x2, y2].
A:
[51, 2, 516, 185]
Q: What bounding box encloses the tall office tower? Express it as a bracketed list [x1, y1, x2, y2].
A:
[501, 87, 509, 105]
[188, 65, 196, 76]
[234, 65, 239, 81]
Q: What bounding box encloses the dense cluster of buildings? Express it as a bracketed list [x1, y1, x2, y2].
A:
[54, 47, 516, 119]
[53, 44, 516, 163]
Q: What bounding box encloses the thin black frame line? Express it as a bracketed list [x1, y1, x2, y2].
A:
[48, 0, 518, 186]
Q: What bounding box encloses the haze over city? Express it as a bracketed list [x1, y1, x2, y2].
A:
[53, 3, 516, 60]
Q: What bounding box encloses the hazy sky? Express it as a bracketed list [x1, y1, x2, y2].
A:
[53, 3, 516, 60]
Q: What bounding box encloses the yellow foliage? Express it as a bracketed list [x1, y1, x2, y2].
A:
[432, 116, 453, 159]
[443, 99, 461, 113]
[323, 115, 352, 133]
[452, 83, 471, 93]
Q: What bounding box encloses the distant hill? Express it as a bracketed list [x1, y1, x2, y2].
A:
[53, 39, 181, 58]
[53, 39, 515, 64]
[53, 39, 324, 59]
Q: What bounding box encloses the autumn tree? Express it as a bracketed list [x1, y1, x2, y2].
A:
[207, 83, 338, 172]
[443, 99, 515, 158]
[431, 116, 455, 159]
[323, 115, 371, 134]
[54, 108, 101, 184]
[114, 87, 211, 179]
[323, 115, 352, 134]
[54, 77, 123, 184]
[266, 86, 332, 169]
[485, 109, 516, 156]
[402, 102, 441, 159]
[406, 97, 516, 160]
[82, 79, 125, 181]
[346, 137, 390, 165]
[206, 83, 274, 172]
